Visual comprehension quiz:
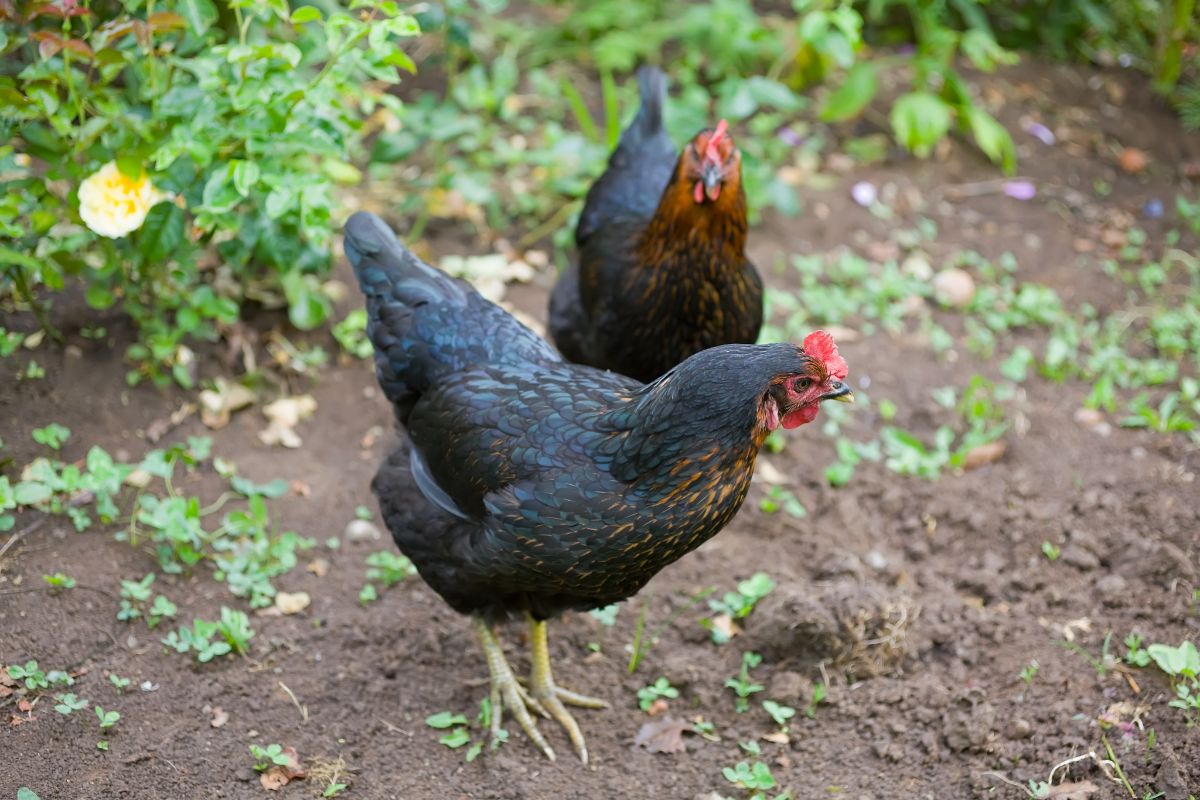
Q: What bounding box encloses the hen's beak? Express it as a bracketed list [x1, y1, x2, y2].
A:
[701, 163, 723, 200]
[823, 381, 854, 404]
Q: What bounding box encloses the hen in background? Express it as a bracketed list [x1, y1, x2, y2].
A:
[550, 66, 764, 383]
[347, 211, 850, 764]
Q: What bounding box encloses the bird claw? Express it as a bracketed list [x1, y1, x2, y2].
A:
[489, 662, 556, 762]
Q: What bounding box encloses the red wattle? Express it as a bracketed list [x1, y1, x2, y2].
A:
[781, 405, 819, 429]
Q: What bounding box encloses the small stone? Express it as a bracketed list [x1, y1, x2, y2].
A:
[932, 268, 976, 308]
[345, 519, 381, 541]
[1118, 147, 1147, 174]
[863, 550, 888, 571]
[1061, 544, 1100, 571]
[1007, 718, 1033, 739]
[767, 670, 809, 703]
[901, 253, 933, 281]
[1095, 574, 1127, 597]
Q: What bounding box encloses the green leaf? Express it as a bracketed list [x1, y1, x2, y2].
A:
[966, 107, 1016, 174]
[890, 92, 953, 158]
[231, 161, 260, 197]
[230, 476, 289, 498]
[18, 789, 41, 800]
[290, 5, 322, 23]
[1147, 641, 1200, 678]
[280, 272, 330, 331]
[820, 62, 878, 122]
[137, 202, 186, 264]
[425, 711, 468, 729]
[179, 0, 218, 35]
[14, 481, 53, 505]
[439, 727, 470, 748]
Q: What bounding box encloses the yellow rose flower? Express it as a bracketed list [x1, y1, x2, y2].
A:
[77, 161, 167, 239]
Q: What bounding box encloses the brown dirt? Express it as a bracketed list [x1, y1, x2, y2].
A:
[3, 61, 1199, 800]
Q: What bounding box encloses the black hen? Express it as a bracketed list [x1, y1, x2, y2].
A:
[550, 66, 763, 383]
[347, 211, 851, 764]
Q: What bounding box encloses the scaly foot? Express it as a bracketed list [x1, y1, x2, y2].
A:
[473, 617, 555, 760]
[526, 614, 609, 765]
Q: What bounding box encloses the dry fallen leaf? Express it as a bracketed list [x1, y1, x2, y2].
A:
[259, 395, 317, 449]
[361, 425, 384, 449]
[756, 459, 787, 485]
[199, 377, 257, 430]
[260, 746, 305, 791]
[709, 613, 738, 642]
[307, 558, 330, 577]
[633, 716, 690, 754]
[440, 253, 534, 304]
[210, 706, 229, 728]
[290, 480, 311, 498]
[274, 591, 311, 615]
[960, 440, 1006, 470]
[1046, 780, 1099, 799]
[761, 730, 790, 745]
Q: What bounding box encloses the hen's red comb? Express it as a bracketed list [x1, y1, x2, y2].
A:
[803, 330, 848, 381]
[703, 119, 729, 164]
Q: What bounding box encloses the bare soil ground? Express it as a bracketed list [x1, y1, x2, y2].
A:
[3, 61, 1199, 800]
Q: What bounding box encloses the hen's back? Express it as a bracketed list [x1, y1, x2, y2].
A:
[574, 66, 676, 247]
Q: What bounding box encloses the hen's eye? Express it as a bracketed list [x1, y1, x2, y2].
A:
[793, 377, 812, 392]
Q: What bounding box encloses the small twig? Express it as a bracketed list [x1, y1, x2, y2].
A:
[375, 716, 413, 736]
[0, 518, 45, 563]
[277, 681, 309, 724]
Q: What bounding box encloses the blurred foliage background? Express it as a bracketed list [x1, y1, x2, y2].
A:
[1, 0, 1197, 386]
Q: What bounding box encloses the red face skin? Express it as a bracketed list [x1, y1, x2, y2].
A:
[762, 373, 846, 430]
[684, 120, 740, 204]
[760, 331, 852, 431]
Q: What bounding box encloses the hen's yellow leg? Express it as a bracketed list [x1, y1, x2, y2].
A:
[526, 614, 609, 765]
[472, 617, 553, 760]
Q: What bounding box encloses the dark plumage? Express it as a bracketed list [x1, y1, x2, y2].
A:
[347, 210, 851, 762]
[549, 66, 764, 383]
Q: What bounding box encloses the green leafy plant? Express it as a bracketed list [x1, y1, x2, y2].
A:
[758, 485, 806, 518]
[725, 651, 765, 712]
[42, 572, 76, 590]
[94, 705, 120, 729]
[7, 660, 49, 691]
[2, 0, 418, 386]
[365, 550, 418, 587]
[250, 743, 290, 772]
[54, 692, 89, 715]
[161, 607, 254, 663]
[703, 572, 775, 644]
[637, 676, 680, 711]
[762, 699, 796, 730]
[31, 423, 70, 451]
[117, 573, 177, 628]
[109, 674, 132, 694]
[722, 759, 778, 792]
[804, 682, 827, 718]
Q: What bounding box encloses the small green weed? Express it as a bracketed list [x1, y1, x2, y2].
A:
[702, 573, 775, 645]
[805, 682, 827, 718]
[762, 699, 796, 731]
[250, 743, 291, 772]
[54, 693, 89, 715]
[94, 706, 120, 729]
[161, 607, 255, 663]
[637, 677, 680, 712]
[725, 651, 765, 713]
[42, 572, 75, 591]
[31, 424, 70, 451]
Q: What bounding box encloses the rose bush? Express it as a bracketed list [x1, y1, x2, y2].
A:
[0, 0, 417, 386]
